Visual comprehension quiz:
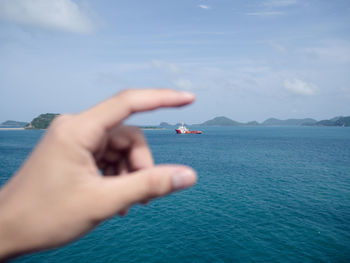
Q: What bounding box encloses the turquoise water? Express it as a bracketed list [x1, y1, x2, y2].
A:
[1, 127, 350, 262]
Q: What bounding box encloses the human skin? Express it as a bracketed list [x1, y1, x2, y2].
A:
[0, 89, 197, 261]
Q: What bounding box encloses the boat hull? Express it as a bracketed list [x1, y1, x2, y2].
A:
[175, 129, 202, 134]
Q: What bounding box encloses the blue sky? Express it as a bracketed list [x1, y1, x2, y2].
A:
[0, 0, 349, 124]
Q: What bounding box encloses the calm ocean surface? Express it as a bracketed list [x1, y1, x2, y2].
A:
[0, 127, 349, 263]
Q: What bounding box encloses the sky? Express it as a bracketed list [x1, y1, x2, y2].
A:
[0, 0, 349, 125]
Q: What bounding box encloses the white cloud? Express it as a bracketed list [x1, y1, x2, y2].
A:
[0, 0, 94, 33]
[246, 11, 284, 16]
[284, 78, 317, 96]
[263, 0, 297, 7]
[198, 5, 211, 10]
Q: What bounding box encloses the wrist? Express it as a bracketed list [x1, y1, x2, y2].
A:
[0, 206, 18, 261]
[0, 184, 27, 262]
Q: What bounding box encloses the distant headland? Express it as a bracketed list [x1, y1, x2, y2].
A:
[0, 114, 60, 130]
[0, 120, 28, 129]
[0, 114, 165, 130]
[160, 116, 350, 127]
[1, 114, 349, 130]
[25, 113, 60, 129]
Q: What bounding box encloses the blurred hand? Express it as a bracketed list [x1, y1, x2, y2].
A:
[0, 89, 197, 261]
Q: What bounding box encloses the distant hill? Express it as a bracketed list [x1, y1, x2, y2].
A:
[0, 120, 28, 128]
[159, 122, 172, 127]
[200, 117, 319, 127]
[329, 116, 343, 122]
[305, 116, 350, 127]
[309, 120, 334, 126]
[25, 113, 60, 129]
[262, 118, 317, 126]
[159, 116, 349, 128]
[200, 116, 241, 126]
[245, 121, 259, 126]
[335, 116, 350, 126]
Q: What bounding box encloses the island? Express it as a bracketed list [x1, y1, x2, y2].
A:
[159, 115, 350, 127]
[196, 116, 259, 126]
[25, 113, 60, 129]
[262, 118, 317, 126]
[3, 113, 349, 131]
[303, 116, 350, 127]
[200, 116, 241, 126]
[0, 120, 28, 128]
[159, 122, 172, 127]
[139, 126, 164, 130]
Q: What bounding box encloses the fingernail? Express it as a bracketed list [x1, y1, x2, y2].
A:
[172, 169, 196, 190]
[179, 91, 195, 100]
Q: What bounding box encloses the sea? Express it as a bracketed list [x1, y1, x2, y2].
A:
[0, 127, 349, 263]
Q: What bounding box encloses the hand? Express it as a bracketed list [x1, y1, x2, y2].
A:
[0, 89, 197, 261]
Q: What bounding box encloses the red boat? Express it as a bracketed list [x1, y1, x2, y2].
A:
[175, 124, 202, 134]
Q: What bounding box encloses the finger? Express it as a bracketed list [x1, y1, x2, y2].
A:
[102, 149, 121, 163]
[128, 135, 153, 171]
[102, 158, 129, 175]
[93, 135, 109, 164]
[117, 158, 129, 175]
[101, 165, 197, 212]
[79, 89, 195, 131]
[109, 126, 153, 171]
[103, 164, 116, 176]
[99, 126, 153, 174]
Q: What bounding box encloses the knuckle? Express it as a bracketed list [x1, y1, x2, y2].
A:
[118, 89, 133, 100]
[116, 90, 135, 112]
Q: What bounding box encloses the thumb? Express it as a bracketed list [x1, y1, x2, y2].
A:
[101, 165, 197, 212]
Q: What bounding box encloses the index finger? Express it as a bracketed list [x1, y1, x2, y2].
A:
[79, 89, 195, 131]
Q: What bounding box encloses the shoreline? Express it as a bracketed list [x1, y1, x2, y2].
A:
[0, 128, 25, 130]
